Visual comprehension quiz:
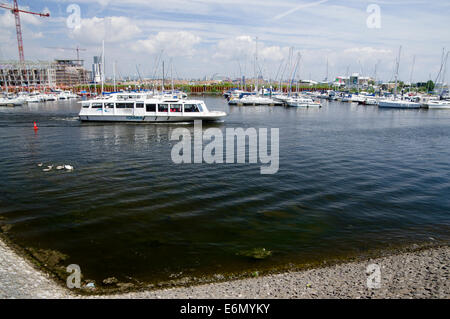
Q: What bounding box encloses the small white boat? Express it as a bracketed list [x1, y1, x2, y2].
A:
[285, 97, 322, 107]
[79, 96, 226, 122]
[229, 95, 282, 106]
[378, 99, 421, 109]
[0, 97, 25, 106]
[427, 101, 450, 109]
[364, 98, 379, 105]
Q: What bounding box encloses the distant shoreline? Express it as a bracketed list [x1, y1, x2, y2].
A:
[0, 233, 448, 299]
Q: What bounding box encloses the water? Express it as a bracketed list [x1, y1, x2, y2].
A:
[0, 98, 449, 287]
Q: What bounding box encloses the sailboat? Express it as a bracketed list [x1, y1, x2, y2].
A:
[379, 46, 421, 109]
[228, 37, 279, 106]
[428, 49, 450, 109]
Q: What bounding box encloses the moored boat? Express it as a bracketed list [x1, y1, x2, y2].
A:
[285, 97, 322, 107]
[79, 96, 226, 122]
[427, 100, 450, 109]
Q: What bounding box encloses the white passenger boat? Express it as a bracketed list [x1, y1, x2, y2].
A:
[79, 96, 227, 122]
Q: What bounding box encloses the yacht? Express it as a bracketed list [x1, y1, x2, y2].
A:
[379, 46, 421, 109]
[0, 95, 25, 106]
[364, 97, 379, 105]
[79, 96, 227, 122]
[378, 98, 421, 109]
[26, 92, 45, 103]
[427, 100, 450, 109]
[285, 96, 322, 107]
[228, 95, 282, 106]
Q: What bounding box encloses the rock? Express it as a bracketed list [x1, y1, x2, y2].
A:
[238, 248, 272, 260]
[103, 277, 119, 285]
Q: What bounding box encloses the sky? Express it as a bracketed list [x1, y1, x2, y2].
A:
[0, 0, 449, 82]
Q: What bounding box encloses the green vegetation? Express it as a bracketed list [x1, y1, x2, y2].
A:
[426, 80, 435, 92]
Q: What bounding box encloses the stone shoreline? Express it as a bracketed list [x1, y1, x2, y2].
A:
[0, 237, 448, 299]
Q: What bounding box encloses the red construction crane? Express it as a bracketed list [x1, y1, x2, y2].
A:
[0, 0, 50, 63]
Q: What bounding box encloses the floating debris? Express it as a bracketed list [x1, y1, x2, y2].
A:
[56, 166, 64, 170]
[37, 163, 43, 167]
[42, 166, 53, 172]
[86, 282, 96, 289]
[64, 165, 74, 171]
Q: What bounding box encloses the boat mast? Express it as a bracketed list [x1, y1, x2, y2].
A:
[394, 46, 402, 99]
[101, 40, 105, 95]
[171, 60, 174, 92]
[254, 37, 258, 95]
[162, 61, 165, 91]
[113, 60, 116, 92]
[409, 55, 416, 92]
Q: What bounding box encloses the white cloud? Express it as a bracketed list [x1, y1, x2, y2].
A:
[69, 16, 141, 44]
[132, 31, 201, 57]
[344, 47, 392, 56]
[213, 36, 289, 62]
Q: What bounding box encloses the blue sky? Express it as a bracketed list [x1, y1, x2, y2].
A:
[0, 0, 449, 81]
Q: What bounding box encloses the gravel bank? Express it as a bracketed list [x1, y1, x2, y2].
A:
[0, 238, 71, 299]
[0, 236, 448, 299]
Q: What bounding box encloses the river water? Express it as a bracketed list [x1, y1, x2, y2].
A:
[0, 97, 449, 287]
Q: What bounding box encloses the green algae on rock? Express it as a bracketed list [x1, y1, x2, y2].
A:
[237, 248, 272, 260]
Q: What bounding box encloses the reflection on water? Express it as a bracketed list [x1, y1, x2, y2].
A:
[0, 97, 449, 288]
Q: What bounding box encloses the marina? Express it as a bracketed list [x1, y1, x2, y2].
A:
[0, 0, 449, 301]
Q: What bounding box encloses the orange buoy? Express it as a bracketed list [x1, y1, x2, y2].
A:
[33, 122, 38, 130]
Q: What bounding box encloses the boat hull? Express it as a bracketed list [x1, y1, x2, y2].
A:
[79, 113, 226, 122]
[378, 101, 420, 109]
[427, 103, 450, 109]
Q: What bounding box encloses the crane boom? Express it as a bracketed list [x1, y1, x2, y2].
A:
[0, 1, 50, 62]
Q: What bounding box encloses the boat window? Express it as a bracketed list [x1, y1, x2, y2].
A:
[116, 103, 134, 109]
[105, 103, 114, 109]
[184, 104, 199, 112]
[136, 103, 144, 108]
[91, 103, 103, 109]
[197, 104, 204, 112]
[82, 104, 89, 108]
[170, 104, 182, 113]
[158, 104, 168, 112]
[146, 104, 156, 112]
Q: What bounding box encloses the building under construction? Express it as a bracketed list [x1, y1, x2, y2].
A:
[0, 59, 91, 89]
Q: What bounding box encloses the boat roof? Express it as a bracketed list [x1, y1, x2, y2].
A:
[79, 98, 205, 104]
